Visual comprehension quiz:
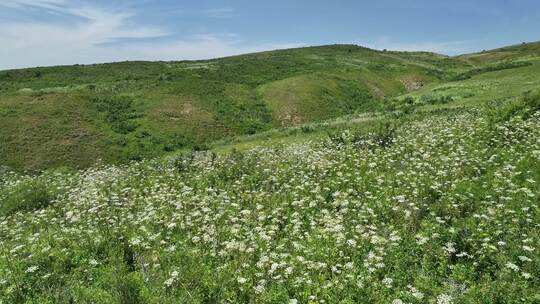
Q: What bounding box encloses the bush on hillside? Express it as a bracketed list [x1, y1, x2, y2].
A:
[420, 95, 454, 105]
[163, 134, 190, 152]
[0, 180, 56, 217]
[301, 125, 315, 133]
[403, 96, 415, 105]
[486, 90, 540, 124]
[326, 120, 398, 149]
[356, 120, 397, 148]
[92, 95, 140, 134]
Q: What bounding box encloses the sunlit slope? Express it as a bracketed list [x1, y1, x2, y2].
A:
[0, 41, 539, 171]
[458, 41, 540, 64]
[0, 45, 457, 171]
[398, 42, 540, 107]
[1, 91, 539, 303]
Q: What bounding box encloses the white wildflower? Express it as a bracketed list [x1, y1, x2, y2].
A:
[164, 278, 174, 287]
[522, 245, 534, 252]
[518, 256, 532, 262]
[416, 235, 428, 245]
[382, 277, 393, 288]
[164, 270, 179, 287]
[408, 285, 424, 299]
[444, 242, 456, 254]
[505, 262, 519, 272]
[437, 293, 453, 304]
[25, 266, 39, 273]
[237, 277, 247, 284]
[254, 283, 265, 294]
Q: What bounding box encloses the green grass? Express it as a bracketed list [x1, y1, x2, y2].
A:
[398, 56, 540, 109]
[1, 41, 540, 303]
[0, 44, 461, 171]
[0, 179, 55, 217]
[1, 93, 539, 303]
[0, 42, 540, 172]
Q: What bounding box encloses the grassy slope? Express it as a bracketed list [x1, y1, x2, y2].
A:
[1, 42, 539, 171]
[396, 42, 540, 108]
[0, 45, 460, 171]
[1, 42, 540, 303]
[199, 42, 540, 156]
[1, 93, 539, 303]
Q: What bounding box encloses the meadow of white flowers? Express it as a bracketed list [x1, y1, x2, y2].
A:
[0, 104, 539, 303]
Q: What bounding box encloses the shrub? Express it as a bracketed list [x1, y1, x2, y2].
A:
[327, 120, 398, 149]
[170, 153, 196, 172]
[486, 90, 540, 124]
[420, 95, 453, 105]
[400, 103, 416, 115]
[357, 120, 397, 148]
[522, 90, 540, 113]
[163, 135, 190, 152]
[301, 125, 315, 133]
[402, 96, 415, 105]
[0, 180, 56, 217]
[92, 95, 140, 134]
[192, 143, 210, 152]
[127, 152, 142, 161]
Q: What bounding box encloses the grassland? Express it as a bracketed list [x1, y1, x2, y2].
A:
[1, 90, 539, 303]
[2, 42, 540, 172]
[1, 41, 540, 303]
[0, 44, 474, 172]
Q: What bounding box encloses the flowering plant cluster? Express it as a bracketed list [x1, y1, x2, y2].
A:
[0, 106, 539, 303]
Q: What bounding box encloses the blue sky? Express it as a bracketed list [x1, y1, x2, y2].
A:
[1, 0, 539, 69]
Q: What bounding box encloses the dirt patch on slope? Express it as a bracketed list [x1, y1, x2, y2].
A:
[400, 77, 425, 91]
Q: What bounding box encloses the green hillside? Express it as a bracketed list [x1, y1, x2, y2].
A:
[1, 40, 540, 303]
[0, 45, 457, 171]
[1, 88, 539, 303]
[1, 42, 540, 171]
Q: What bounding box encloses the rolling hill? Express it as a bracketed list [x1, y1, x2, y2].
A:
[1, 80, 539, 303]
[1, 42, 539, 171]
[1, 41, 540, 303]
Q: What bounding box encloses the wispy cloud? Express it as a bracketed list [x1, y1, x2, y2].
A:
[0, 1, 168, 47]
[198, 7, 235, 18]
[361, 36, 473, 55]
[1, 0, 68, 11]
[0, 2, 298, 69]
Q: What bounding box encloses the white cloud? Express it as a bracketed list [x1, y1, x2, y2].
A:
[361, 36, 473, 55]
[0, 1, 299, 70]
[1, 0, 68, 11]
[0, 1, 168, 54]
